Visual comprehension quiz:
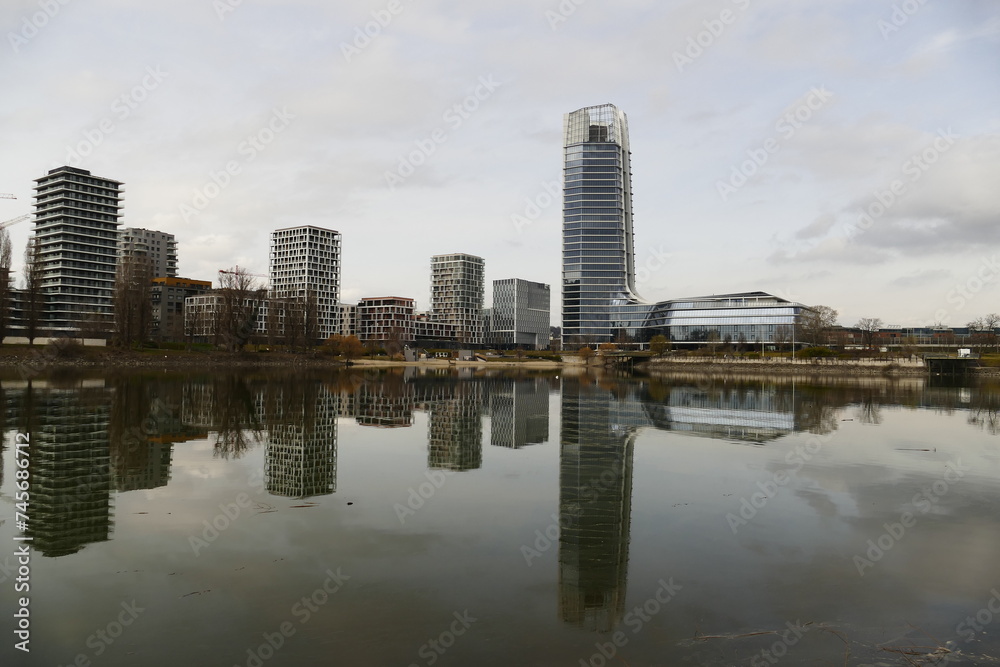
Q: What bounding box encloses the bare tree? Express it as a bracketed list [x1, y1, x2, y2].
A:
[798, 305, 838, 346]
[217, 267, 262, 352]
[856, 317, 883, 351]
[22, 236, 44, 345]
[113, 255, 153, 348]
[983, 313, 1000, 353]
[773, 324, 791, 352]
[0, 227, 12, 342]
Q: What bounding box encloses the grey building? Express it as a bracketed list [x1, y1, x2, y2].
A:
[491, 279, 550, 350]
[32, 166, 123, 334]
[430, 253, 485, 346]
[119, 227, 177, 278]
[151, 277, 212, 342]
[561, 104, 806, 347]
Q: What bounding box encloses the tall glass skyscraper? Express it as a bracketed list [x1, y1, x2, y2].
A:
[561, 104, 806, 347]
[562, 105, 645, 344]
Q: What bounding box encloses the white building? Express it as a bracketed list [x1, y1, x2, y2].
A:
[269, 226, 341, 340]
[118, 228, 178, 278]
[491, 279, 550, 350]
[430, 253, 485, 346]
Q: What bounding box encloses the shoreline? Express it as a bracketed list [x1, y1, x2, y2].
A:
[0, 347, 996, 378]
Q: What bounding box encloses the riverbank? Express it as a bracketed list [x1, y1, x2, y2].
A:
[639, 357, 930, 377]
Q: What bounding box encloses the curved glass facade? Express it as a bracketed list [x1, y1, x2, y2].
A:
[561, 105, 806, 347]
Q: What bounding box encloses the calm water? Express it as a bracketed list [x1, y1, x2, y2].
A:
[1, 369, 999, 667]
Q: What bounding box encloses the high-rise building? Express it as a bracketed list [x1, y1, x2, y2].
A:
[430, 253, 485, 346]
[118, 227, 177, 278]
[269, 226, 341, 340]
[32, 166, 123, 334]
[561, 105, 806, 347]
[491, 279, 550, 350]
[562, 105, 639, 344]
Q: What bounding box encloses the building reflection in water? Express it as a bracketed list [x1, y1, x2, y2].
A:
[488, 377, 549, 449]
[263, 383, 338, 499]
[556, 376, 805, 631]
[16, 383, 114, 558]
[558, 378, 634, 631]
[427, 382, 485, 471]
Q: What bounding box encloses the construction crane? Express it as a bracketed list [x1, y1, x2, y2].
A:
[0, 214, 30, 230]
[218, 266, 268, 279]
[0, 194, 15, 200]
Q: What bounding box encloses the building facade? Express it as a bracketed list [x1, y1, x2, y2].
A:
[357, 297, 415, 344]
[119, 228, 177, 278]
[151, 277, 212, 342]
[269, 226, 341, 341]
[561, 105, 805, 347]
[430, 253, 485, 346]
[491, 279, 550, 350]
[32, 166, 123, 334]
[337, 303, 357, 337]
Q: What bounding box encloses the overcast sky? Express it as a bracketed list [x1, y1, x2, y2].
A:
[1, 0, 997, 327]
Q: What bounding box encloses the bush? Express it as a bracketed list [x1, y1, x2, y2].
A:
[799, 346, 837, 358]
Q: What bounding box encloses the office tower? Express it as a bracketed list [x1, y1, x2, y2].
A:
[562, 104, 639, 345]
[32, 166, 123, 334]
[491, 279, 551, 350]
[118, 227, 177, 278]
[269, 226, 341, 340]
[430, 253, 485, 346]
[561, 105, 805, 348]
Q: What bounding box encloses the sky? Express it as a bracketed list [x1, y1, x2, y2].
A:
[0, 0, 997, 328]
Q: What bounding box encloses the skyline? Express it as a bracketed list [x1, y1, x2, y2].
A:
[2, 0, 997, 327]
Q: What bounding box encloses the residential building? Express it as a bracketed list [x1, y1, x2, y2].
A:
[32, 166, 123, 335]
[151, 277, 212, 342]
[357, 296, 415, 344]
[561, 105, 805, 347]
[183, 290, 266, 343]
[430, 253, 485, 346]
[269, 226, 341, 341]
[491, 279, 550, 350]
[337, 303, 357, 337]
[118, 228, 177, 278]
